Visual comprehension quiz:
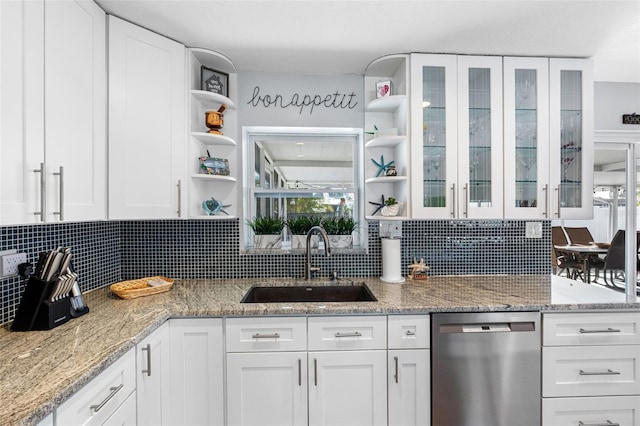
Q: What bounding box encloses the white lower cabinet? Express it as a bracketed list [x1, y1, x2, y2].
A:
[56, 348, 136, 426]
[542, 311, 640, 426]
[102, 391, 137, 426]
[226, 351, 308, 425]
[308, 350, 387, 426]
[169, 318, 224, 426]
[136, 321, 171, 425]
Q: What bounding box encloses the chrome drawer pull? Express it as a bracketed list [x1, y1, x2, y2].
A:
[393, 356, 399, 383]
[405, 330, 416, 336]
[252, 333, 280, 339]
[578, 421, 619, 426]
[579, 327, 621, 334]
[579, 369, 621, 376]
[141, 343, 151, 376]
[335, 331, 362, 338]
[90, 383, 124, 412]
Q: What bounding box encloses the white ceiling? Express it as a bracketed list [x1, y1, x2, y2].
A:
[96, 0, 640, 82]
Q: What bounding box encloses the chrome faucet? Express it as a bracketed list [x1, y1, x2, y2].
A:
[305, 225, 331, 280]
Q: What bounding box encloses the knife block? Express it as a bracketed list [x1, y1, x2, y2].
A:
[11, 277, 87, 331]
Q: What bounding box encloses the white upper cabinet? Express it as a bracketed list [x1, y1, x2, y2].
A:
[1, 0, 106, 224]
[549, 58, 594, 220]
[108, 16, 186, 219]
[503, 57, 551, 218]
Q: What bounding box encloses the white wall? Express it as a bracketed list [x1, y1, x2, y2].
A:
[594, 82, 640, 130]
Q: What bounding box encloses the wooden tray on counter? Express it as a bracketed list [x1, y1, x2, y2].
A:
[110, 276, 174, 299]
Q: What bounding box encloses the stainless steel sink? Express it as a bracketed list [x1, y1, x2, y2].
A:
[240, 283, 377, 303]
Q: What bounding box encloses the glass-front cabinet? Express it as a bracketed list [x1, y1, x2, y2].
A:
[549, 58, 594, 219]
[503, 57, 550, 218]
[410, 54, 503, 219]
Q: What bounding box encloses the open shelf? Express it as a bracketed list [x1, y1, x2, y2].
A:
[191, 90, 236, 109]
[191, 132, 237, 146]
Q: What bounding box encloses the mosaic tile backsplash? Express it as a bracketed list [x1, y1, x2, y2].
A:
[1, 219, 551, 324]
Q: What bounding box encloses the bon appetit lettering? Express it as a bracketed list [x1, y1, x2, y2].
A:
[247, 86, 358, 115]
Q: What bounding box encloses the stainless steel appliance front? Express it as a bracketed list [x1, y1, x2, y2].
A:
[431, 311, 541, 426]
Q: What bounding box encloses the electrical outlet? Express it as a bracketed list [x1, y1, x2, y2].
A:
[525, 222, 543, 239]
[1, 252, 27, 277]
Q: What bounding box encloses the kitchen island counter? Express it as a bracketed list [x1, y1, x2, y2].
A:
[1, 275, 637, 425]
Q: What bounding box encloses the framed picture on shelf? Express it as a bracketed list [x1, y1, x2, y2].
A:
[201, 66, 229, 97]
[376, 80, 392, 98]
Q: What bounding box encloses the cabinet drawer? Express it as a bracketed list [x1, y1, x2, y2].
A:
[308, 316, 386, 350]
[57, 348, 136, 426]
[226, 317, 307, 352]
[388, 315, 430, 349]
[542, 395, 640, 426]
[543, 312, 640, 346]
[542, 345, 640, 397]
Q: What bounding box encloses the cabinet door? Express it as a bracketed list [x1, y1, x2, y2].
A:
[410, 54, 458, 219]
[549, 58, 594, 220]
[308, 350, 387, 426]
[44, 0, 106, 222]
[503, 57, 551, 218]
[108, 16, 186, 219]
[388, 349, 430, 426]
[0, 0, 44, 225]
[456, 55, 504, 219]
[136, 321, 171, 426]
[169, 318, 224, 426]
[226, 352, 308, 426]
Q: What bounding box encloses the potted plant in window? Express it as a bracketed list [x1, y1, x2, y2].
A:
[321, 217, 358, 249]
[246, 216, 285, 249]
[381, 197, 401, 217]
[286, 215, 322, 249]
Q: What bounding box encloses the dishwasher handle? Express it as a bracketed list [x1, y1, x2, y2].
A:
[439, 321, 536, 334]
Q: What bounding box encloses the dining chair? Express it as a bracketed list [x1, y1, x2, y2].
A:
[594, 230, 640, 288]
[563, 226, 605, 282]
[551, 226, 587, 281]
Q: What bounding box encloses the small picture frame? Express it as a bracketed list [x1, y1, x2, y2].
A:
[376, 80, 392, 98]
[199, 156, 230, 176]
[201, 66, 229, 97]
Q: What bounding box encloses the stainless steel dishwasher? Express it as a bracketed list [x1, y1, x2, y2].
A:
[431, 312, 541, 426]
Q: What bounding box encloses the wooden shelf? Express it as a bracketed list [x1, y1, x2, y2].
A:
[191, 132, 236, 146]
[191, 90, 236, 109]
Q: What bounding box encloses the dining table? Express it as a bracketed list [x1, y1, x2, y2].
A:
[553, 244, 609, 284]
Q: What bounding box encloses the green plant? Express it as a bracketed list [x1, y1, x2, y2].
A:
[385, 197, 398, 206]
[286, 215, 322, 234]
[246, 216, 285, 235]
[321, 217, 358, 235]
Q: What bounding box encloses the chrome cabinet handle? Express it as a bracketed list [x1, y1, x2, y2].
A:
[176, 180, 182, 218]
[450, 183, 456, 217]
[463, 183, 468, 218]
[33, 163, 46, 221]
[579, 421, 619, 426]
[298, 358, 302, 386]
[314, 358, 318, 386]
[335, 331, 362, 338]
[141, 343, 151, 376]
[579, 328, 621, 334]
[579, 369, 621, 376]
[89, 383, 124, 412]
[252, 333, 280, 339]
[53, 166, 64, 220]
[542, 184, 549, 217]
[393, 356, 398, 383]
[555, 184, 561, 218]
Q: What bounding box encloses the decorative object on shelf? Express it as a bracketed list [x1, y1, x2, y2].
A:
[199, 152, 230, 175]
[321, 217, 358, 249]
[247, 216, 285, 249]
[201, 65, 229, 97]
[202, 197, 231, 215]
[205, 104, 226, 135]
[385, 165, 397, 177]
[622, 113, 640, 125]
[408, 258, 430, 281]
[372, 155, 394, 177]
[381, 197, 400, 216]
[376, 80, 392, 98]
[368, 195, 386, 216]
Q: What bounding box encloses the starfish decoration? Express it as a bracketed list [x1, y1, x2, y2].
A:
[368, 195, 386, 216]
[203, 197, 231, 215]
[371, 155, 394, 177]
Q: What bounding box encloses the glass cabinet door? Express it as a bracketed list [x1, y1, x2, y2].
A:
[549, 58, 594, 219]
[410, 54, 458, 219]
[503, 57, 550, 218]
[456, 56, 503, 218]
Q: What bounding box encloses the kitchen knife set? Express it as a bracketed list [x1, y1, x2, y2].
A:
[11, 247, 89, 332]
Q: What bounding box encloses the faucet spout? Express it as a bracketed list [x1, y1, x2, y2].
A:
[305, 225, 331, 280]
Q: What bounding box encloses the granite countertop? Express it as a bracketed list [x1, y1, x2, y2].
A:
[0, 275, 637, 425]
